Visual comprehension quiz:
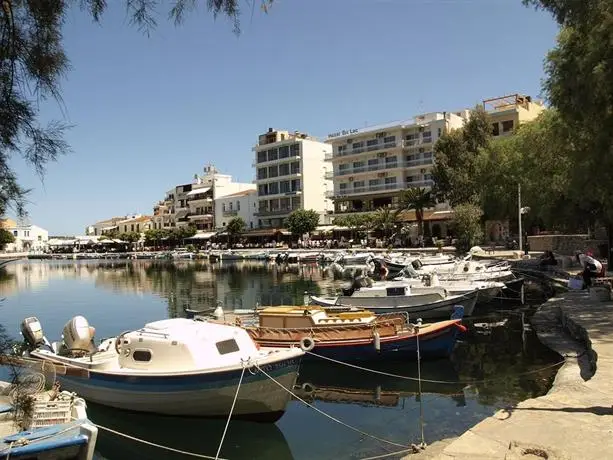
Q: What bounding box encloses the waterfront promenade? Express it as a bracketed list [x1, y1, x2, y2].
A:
[411, 290, 613, 460]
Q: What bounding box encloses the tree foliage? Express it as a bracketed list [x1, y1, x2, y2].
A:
[285, 209, 319, 237]
[523, 0, 613, 223]
[226, 217, 245, 236]
[372, 208, 399, 238]
[400, 187, 435, 237]
[431, 106, 491, 206]
[118, 231, 140, 243]
[333, 213, 374, 240]
[452, 203, 484, 253]
[0, 228, 15, 249]
[0, 0, 272, 217]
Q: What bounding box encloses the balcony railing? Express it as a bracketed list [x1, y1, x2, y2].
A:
[255, 207, 300, 216]
[188, 213, 213, 220]
[404, 137, 433, 147]
[255, 154, 300, 166]
[329, 182, 405, 197]
[406, 179, 434, 188]
[222, 210, 238, 217]
[331, 140, 401, 159]
[404, 158, 433, 167]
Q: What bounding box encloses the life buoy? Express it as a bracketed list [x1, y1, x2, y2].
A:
[301, 382, 315, 394]
[300, 336, 315, 352]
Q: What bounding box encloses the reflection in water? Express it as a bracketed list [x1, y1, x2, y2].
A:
[0, 260, 561, 460]
[89, 403, 294, 460]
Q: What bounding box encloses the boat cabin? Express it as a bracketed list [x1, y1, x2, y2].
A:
[117, 318, 259, 372]
[258, 306, 376, 329]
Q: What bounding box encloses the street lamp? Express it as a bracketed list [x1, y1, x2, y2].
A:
[518, 183, 531, 253]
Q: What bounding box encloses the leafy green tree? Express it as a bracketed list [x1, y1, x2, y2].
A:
[0, 229, 15, 250]
[524, 0, 613, 256]
[333, 213, 375, 240]
[119, 232, 140, 243]
[144, 229, 169, 247]
[431, 106, 491, 206]
[285, 209, 320, 239]
[226, 217, 246, 247]
[452, 203, 484, 253]
[102, 228, 120, 240]
[0, 1, 272, 217]
[400, 187, 435, 237]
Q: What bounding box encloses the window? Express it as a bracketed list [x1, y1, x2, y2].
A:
[38, 235, 42, 241]
[279, 163, 290, 176]
[268, 148, 278, 162]
[237, 201, 240, 211]
[280, 180, 290, 193]
[258, 184, 268, 196]
[383, 135, 395, 144]
[268, 165, 278, 178]
[229, 202, 233, 211]
[352, 141, 364, 151]
[369, 179, 381, 188]
[290, 162, 300, 174]
[353, 161, 365, 171]
[339, 183, 348, 190]
[422, 131, 432, 138]
[290, 143, 300, 156]
[491, 123, 500, 136]
[290, 179, 301, 192]
[366, 139, 378, 147]
[131, 224, 135, 231]
[438, 128, 442, 137]
[269, 182, 279, 195]
[502, 120, 514, 132]
[385, 155, 397, 164]
[257, 151, 267, 163]
[385, 176, 397, 184]
[368, 158, 379, 169]
[354, 180, 365, 189]
[279, 145, 289, 158]
[13, 230, 17, 237]
[215, 339, 240, 355]
[132, 350, 152, 362]
[424, 151, 433, 159]
[257, 168, 267, 180]
[339, 164, 350, 173]
[222, 203, 226, 211]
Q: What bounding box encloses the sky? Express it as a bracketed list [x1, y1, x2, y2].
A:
[11, 0, 560, 235]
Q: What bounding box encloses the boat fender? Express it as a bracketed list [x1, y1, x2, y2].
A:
[300, 336, 315, 352]
[373, 331, 381, 352]
[453, 323, 468, 333]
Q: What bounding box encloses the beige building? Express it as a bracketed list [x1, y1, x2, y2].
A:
[254, 128, 333, 228]
[484, 93, 545, 137]
[152, 165, 254, 232]
[85, 216, 136, 236]
[116, 215, 153, 234]
[325, 112, 467, 216]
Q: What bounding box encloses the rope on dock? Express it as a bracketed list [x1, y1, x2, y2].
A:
[215, 366, 245, 460]
[254, 363, 408, 449]
[95, 422, 228, 459]
[305, 351, 567, 385]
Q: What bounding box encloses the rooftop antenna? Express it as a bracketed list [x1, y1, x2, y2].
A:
[418, 98, 424, 115]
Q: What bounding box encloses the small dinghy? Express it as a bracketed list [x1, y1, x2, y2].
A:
[20, 316, 303, 422]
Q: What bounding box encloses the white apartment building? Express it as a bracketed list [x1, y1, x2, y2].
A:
[152, 165, 254, 232]
[325, 112, 467, 215]
[3, 224, 49, 252]
[215, 189, 257, 230]
[254, 128, 333, 228]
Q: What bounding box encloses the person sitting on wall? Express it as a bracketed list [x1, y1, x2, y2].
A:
[539, 250, 558, 268]
[576, 251, 602, 288]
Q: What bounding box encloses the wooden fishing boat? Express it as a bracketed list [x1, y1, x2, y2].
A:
[246, 305, 466, 362]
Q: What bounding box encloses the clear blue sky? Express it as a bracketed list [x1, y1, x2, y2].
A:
[11, 0, 559, 235]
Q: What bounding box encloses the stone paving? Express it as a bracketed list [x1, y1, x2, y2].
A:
[419, 291, 613, 460]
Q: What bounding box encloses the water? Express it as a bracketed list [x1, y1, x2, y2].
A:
[0, 260, 561, 460]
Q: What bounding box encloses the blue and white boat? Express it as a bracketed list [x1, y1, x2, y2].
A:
[0, 380, 97, 459]
[20, 316, 303, 423]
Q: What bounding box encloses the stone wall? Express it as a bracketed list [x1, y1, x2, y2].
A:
[527, 234, 607, 256]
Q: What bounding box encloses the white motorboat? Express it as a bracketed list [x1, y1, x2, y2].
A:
[309, 278, 478, 319]
[334, 252, 374, 265]
[20, 316, 304, 422]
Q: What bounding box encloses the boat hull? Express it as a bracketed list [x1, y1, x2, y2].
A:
[53, 357, 301, 422]
[257, 323, 462, 362]
[311, 291, 478, 319]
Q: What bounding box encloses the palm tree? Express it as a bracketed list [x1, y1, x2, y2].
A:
[400, 187, 436, 237]
[373, 208, 400, 240]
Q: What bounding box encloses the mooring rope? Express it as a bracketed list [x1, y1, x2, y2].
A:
[95, 423, 227, 459]
[305, 351, 566, 385]
[360, 447, 413, 460]
[254, 363, 407, 449]
[215, 366, 245, 460]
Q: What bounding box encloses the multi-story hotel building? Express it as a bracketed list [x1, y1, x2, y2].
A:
[152, 165, 253, 232]
[254, 128, 333, 228]
[325, 112, 467, 215]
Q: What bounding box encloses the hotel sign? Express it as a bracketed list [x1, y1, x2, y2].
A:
[327, 128, 359, 139]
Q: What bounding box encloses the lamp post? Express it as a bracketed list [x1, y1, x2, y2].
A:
[518, 184, 530, 253]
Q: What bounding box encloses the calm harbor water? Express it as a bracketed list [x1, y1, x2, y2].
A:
[0, 260, 560, 460]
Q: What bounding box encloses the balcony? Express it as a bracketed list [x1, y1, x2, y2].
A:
[222, 210, 238, 217]
[406, 179, 434, 188]
[404, 158, 433, 168]
[255, 207, 300, 217]
[259, 189, 302, 198]
[404, 137, 433, 148]
[331, 140, 401, 159]
[334, 162, 401, 177]
[329, 182, 406, 198]
[255, 154, 300, 166]
[188, 213, 213, 221]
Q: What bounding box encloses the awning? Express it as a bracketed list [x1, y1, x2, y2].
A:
[48, 239, 75, 246]
[101, 226, 118, 231]
[397, 209, 454, 222]
[242, 228, 291, 237]
[186, 187, 211, 196]
[187, 231, 216, 240]
[314, 225, 339, 234]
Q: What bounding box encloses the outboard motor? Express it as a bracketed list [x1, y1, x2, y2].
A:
[21, 317, 47, 350]
[61, 316, 96, 355]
